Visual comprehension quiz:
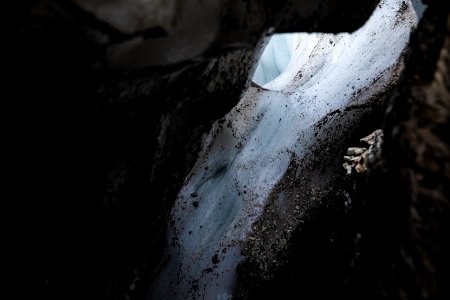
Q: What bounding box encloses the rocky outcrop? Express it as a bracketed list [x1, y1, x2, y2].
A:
[349, 3, 450, 299]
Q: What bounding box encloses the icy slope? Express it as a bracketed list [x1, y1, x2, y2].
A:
[148, 1, 421, 299]
[253, 34, 297, 86]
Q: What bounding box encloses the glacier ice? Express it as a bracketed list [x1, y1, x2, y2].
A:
[253, 33, 297, 86]
[253, 0, 426, 90]
[148, 1, 421, 299]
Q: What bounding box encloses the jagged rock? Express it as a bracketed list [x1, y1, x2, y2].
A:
[349, 3, 450, 299]
[343, 129, 384, 174]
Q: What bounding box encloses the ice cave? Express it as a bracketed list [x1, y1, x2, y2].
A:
[14, 1, 449, 300]
[149, 1, 424, 298]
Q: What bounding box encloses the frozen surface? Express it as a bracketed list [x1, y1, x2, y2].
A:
[253, 0, 426, 88]
[148, 1, 420, 299]
[253, 34, 297, 86]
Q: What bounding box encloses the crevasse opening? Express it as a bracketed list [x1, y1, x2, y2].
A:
[252, 33, 296, 86]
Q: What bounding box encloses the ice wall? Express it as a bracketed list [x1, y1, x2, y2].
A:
[253, 0, 425, 88]
[148, 1, 421, 299]
[253, 34, 297, 86]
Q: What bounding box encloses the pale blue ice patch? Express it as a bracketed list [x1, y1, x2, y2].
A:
[253, 33, 296, 86]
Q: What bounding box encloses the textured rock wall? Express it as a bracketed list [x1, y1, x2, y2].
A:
[351, 2, 450, 299]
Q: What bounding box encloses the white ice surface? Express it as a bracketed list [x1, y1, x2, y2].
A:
[253, 33, 297, 86]
[148, 1, 420, 299]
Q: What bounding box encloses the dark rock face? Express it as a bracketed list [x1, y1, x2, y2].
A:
[44, 0, 381, 69]
[350, 3, 450, 299]
[12, 4, 258, 299]
[13, 25, 257, 300]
